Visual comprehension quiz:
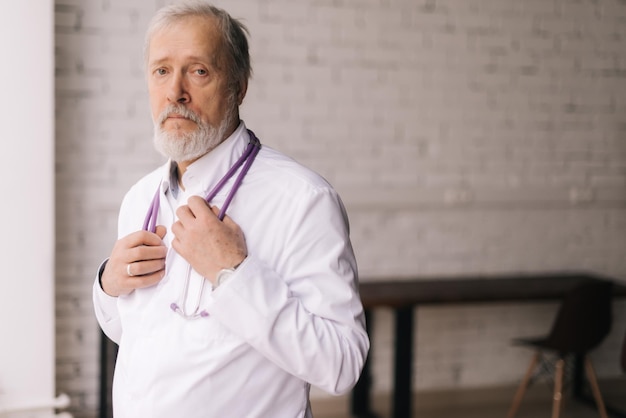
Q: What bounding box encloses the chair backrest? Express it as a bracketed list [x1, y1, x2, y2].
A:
[545, 280, 613, 355]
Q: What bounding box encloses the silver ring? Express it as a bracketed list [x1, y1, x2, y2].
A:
[127, 263, 135, 277]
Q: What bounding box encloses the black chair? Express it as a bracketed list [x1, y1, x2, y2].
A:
[507, 280, 613, 418]
[620, 333, 626, 373]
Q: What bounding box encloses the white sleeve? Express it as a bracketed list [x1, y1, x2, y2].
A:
[205, 187, 369, 395]
[92, 258, 122, 344]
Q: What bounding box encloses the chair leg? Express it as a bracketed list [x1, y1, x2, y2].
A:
[584, 356, 608, 418]
[507, 351, 540, 418]
[551, 358, 565, 418]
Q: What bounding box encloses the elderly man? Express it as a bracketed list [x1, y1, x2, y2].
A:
[92, 2, 369, 417]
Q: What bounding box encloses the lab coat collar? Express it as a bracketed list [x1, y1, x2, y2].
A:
[157, 121, 249, 198]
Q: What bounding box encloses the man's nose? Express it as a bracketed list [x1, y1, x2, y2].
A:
[166, 73, 190, 104]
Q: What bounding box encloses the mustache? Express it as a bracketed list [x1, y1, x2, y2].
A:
[157, 104, 202, 126]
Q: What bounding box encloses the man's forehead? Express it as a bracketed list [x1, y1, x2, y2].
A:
[148, 18, 221, 64]
[152, 15, 220, 43]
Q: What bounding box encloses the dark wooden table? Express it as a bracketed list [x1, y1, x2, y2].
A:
[351, 271, 626, 418]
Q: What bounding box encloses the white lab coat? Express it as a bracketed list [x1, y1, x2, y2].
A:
[93, 123, 369, 418]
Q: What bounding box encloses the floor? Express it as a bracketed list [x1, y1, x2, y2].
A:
[310, 379, 626, 418]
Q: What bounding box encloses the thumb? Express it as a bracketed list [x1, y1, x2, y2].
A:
[155, 225, 167, 239]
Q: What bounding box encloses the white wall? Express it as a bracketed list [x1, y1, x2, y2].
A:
[0, 0, 56, 416]
[54, 0, 626, 416]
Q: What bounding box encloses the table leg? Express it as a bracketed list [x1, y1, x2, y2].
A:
[351, 310, 381, 418]
[393, 306, 414, 418]
[573, 354, 584, 399]
[100, 331, 118, 418]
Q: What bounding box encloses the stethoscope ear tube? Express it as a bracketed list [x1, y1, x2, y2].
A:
[142, 129, 261, 232]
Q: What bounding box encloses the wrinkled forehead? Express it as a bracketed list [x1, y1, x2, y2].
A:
[145, 15, 224, 65]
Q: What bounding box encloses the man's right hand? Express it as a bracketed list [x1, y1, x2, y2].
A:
[100, 225, 168, 297]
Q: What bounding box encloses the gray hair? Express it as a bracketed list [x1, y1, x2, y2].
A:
[144, 1, 252, 102]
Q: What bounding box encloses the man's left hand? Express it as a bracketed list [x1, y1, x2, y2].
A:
[171, 195, 247, 285]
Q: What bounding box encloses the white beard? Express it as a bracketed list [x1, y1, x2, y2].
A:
[153, 103, 235, 163]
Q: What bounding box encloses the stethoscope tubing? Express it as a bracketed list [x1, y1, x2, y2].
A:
[142, 130, 261, 233]
[140, 130, 262, 319]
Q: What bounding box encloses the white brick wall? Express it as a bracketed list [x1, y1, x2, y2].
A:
[55, 0, 626, 416]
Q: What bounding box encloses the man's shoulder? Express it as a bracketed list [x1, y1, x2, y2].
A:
[132, 164, 166, 188]
[254, 146, 333, 192]
[123, 163, 167, 203]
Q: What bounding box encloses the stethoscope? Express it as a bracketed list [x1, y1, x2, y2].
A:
[142, 129, 261, 319]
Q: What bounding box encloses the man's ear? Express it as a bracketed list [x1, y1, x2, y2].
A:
[237, 80, 248, 105]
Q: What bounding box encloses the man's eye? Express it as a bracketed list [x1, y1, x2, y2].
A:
[155, 68, 167, 75]
[195, 69, 207, 76]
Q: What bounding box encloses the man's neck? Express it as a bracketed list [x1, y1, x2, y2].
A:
[175, 118, 241, 188]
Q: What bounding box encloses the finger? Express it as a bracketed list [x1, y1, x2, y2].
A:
[219, 211, 237, 227]
[101, 257, 164, 297]
[217, 211, 243, 233]
[171, 220, 182, 237]
[127, 258, 166, 277]
[155, 225, 167, 239]
[127, 244, 168, 263]
[121, 230, 164, 248]
[129, 270, 166, 290]
[187, 196, 214, 218]
[176, 204, 195, 223]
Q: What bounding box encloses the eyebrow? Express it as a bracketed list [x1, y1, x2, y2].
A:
[149, 54, 219, 68]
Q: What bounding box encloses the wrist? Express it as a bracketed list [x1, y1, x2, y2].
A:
[214, 267, 235, 289]
[213, 256, 246, 289]
[231, 255, 246, 270]
[97, 258, 109, 290]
